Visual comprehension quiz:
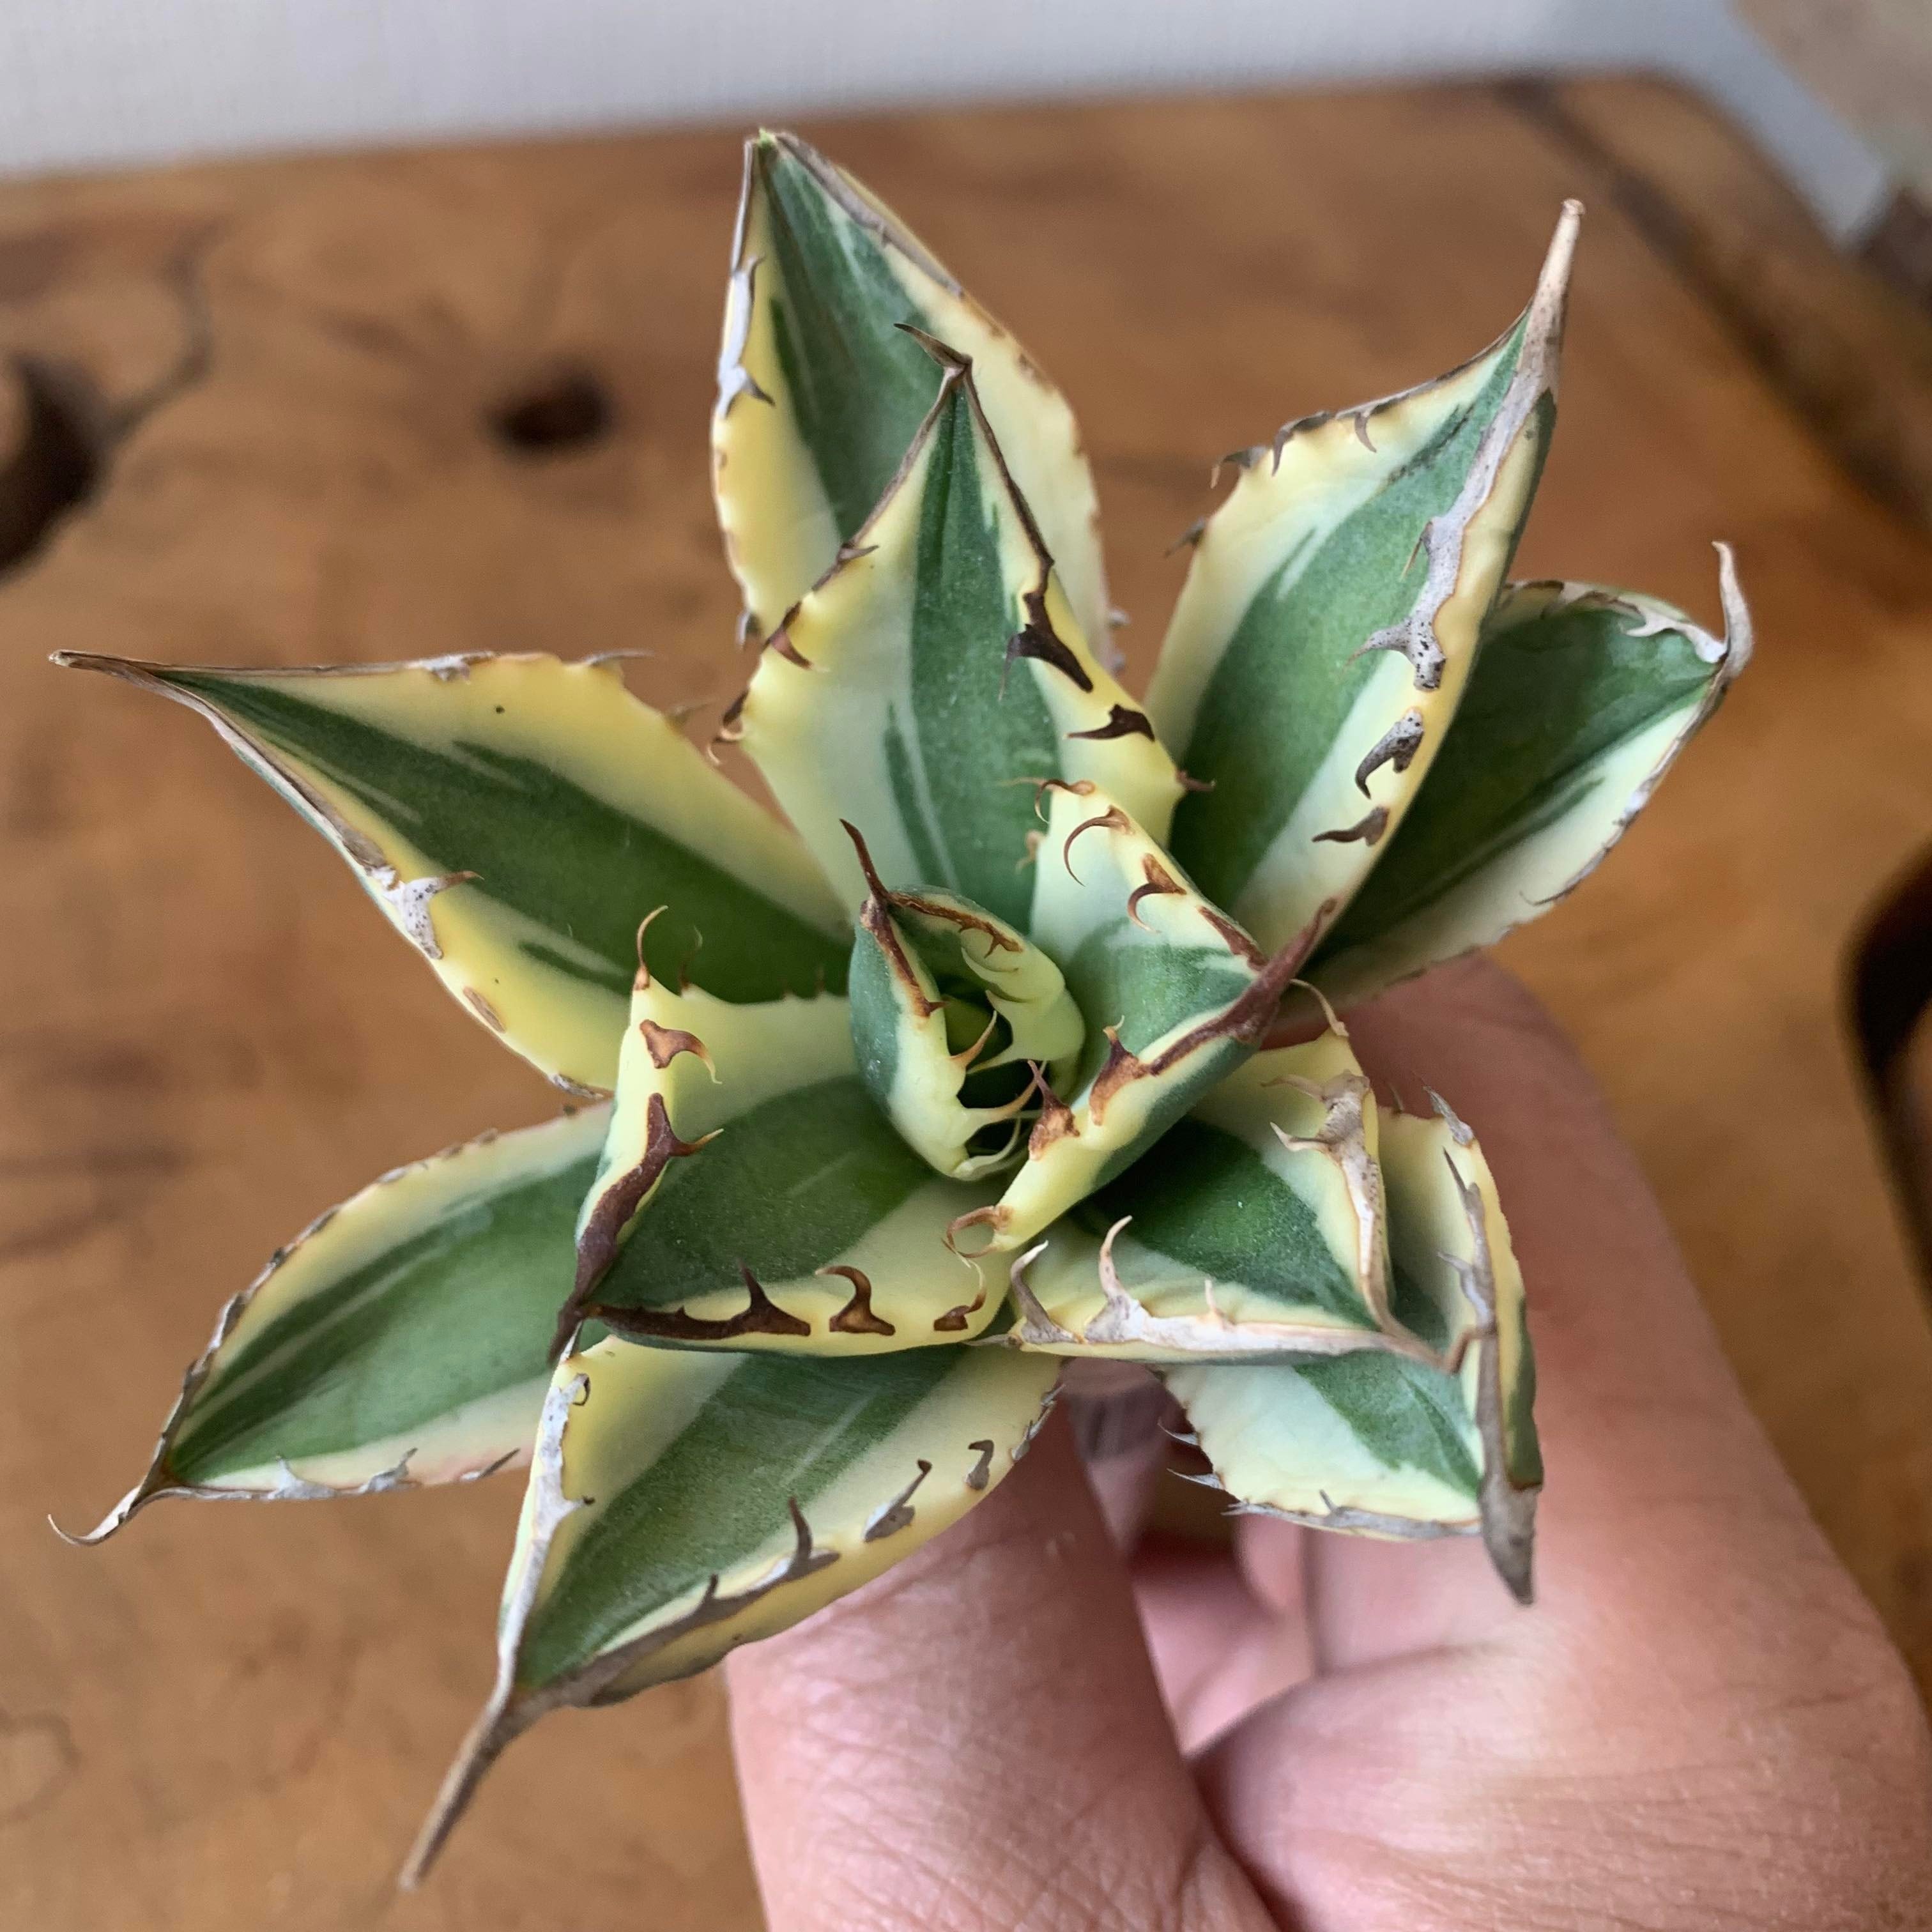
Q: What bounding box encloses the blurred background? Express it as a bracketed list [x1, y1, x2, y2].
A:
[1, 1, 1929, 266]
[5, 4, 1932, 1928]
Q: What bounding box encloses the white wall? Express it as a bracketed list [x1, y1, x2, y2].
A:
[0, 0, 1894, 238]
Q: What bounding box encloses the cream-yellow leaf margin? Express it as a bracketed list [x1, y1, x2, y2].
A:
[56, 651, 852, 1094]
[560, 971, 1004, 1355]
[730, 351, 1180, 924]
[402, 1337, 1061, 1886]
[1149, 203, 1581, 953]
[713, 130, 1112, 658]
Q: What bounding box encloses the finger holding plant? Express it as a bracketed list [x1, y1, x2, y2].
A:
[54, 129, 1750, 1883]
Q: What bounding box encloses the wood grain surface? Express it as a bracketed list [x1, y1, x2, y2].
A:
[5, 79, 1932, 1930]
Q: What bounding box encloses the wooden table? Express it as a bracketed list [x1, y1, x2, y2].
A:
[6, 79, 1932, 1931]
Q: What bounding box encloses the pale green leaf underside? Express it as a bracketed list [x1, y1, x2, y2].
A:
[61, 1108, 609, 1544]
[567, 981, 1003, 1354]
[1149, 206, 1578, 955]
[56, 652, 852, 1095]
[1312, 553, 1751, 1006]
[1165, 1351, 1484, 1535]
[714, 129, 1111, 658]
[404, 1335, 1061, 1880]
[734, 363, 1179, 932]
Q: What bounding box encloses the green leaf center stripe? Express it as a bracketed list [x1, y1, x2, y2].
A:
[592, 1078, 937, 1313]
[518, 1347, 956, 1683]
[881, 716, 949, 886]
[1062, 927, 1254, 1082]
[1296, 1351, 1483, 1497]
[1389, 1257, 1452, 1351]
[761, 144, 944, 540]
[170, 1154, 597, 1484]
[1071, 1119, 1368, 1324]
[846, 937, 908, 1123]
[1314, 599, 1717, 960]
[1167, 339, 1523, 908]
[891, 394, 1062, 928]
[168, 673, 850, 1004]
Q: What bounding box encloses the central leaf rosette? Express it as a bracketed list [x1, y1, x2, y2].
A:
[729, 345, 1331, 1254]
[843, 825, 1085, 1180]
[841, 788, 1317, 1254]
[551, 343, 1329, 1355]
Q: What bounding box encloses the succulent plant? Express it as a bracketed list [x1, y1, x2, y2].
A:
[56, 130, 1751, 1883]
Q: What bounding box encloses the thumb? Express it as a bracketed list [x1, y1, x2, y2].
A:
[726, 1415, 1274, 1932]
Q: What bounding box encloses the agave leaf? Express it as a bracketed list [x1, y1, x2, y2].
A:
[403, 1334, 1061, 1885]
[56, 652, 852, 1094]
[1164, 1096, 1539, 1602]
[1004, 1020, 1427, 1360]
[714, 130, 1111, 659]
[1312, 549, 1752, 1006]
[729, 347, 1181, 932]
[562, 969, 1003, 1354]
[847, 831, 1084, 1180]
[1381, 1098, 1540, 1588]
[1162, 1349, 1487, 1545]
[1147, 204, 1581, 954]
[57, 1109, 610, 1545]
[953, 783, 1325, 1257]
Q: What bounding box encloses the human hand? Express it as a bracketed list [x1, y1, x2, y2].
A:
[726, 958, 1932, 1931]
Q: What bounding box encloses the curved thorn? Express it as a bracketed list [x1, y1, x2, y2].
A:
[1712, 540, 1754, 677]
[946, 1203, 1009, 1259]
[841, 818, 893, 905]
[1004, 1239, 1077, 1345]
[951, 1008, 1002, 1070]
[1285, 976, 1346, 1037]
[1061, 806, 1128, 884]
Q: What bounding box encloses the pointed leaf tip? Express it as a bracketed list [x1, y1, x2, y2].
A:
[714, 132, 1110, 648]
[56, 650, 849, 1088]
[1313, 548, 1752, 1006]
[896, 321, 974, 374]
[406, 1339, 1061, 1879]
[1712, 541, 1754, 677]
[1151, 202, 1577, 955]
[1157, 1096, 1538, 1598]
[55, 1109, 609, 1548]
[734, 363, 1179, 928]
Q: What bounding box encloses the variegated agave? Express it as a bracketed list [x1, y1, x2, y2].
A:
[56, 132, 1750, 1882]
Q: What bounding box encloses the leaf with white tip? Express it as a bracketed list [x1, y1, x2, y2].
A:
[953, 783, 1325, 1257]
[561, 972, 1003, 1354]
[1148, 204, 1580, 954]
[1163, 1098, 1540, 1602]
[58, 1108, 609, 1545]
[730, 351, 1181, 932]
[1006, 1022, 1422, 1360]
[403, 1335, 1062, 1885]
[56, 652, 852, 1094]
[847, 834, 1083, 1181]
[1312, 551, 1752, 1006]
[714, 130, 1111, 657]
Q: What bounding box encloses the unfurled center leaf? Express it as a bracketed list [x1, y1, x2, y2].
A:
[729, 342, 1181, 930]
[845, 824, 1084, 1180]
[952, 783, 1331, 1256]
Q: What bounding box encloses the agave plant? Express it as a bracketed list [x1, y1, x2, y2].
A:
[56, 132, 1750, 1882]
